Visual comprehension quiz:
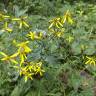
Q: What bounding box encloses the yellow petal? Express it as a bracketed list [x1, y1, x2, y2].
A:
[56, 23, 60, 28]
[86, 56, 91, 60]
[58, 21, 63, 27]
[27, 32, 35, 40]
[1, 57, 8, 61]
[3, 15, 10, 18]
[10, 59, 18, 64]
[0, 52, 7, 56]
[62, 16, 67, 24]
[12, 18, 20, 21]
[11, 52, 19, 58]
[85, 60, 91, 64]
[4, 21, 8, 28]
[25, 76, 28, 82]
[40, 72, 43, 76]
[23, 21, 29, 28]
[56, 32, 62, 37]
[19, 22, 23, 29]
[90, 61, 95, 66]
[48, 22, 54, 29]
[13, 66, 19, 69]
[25, 41, 29, 44]
[25, 46, 31, 53]
[68, 17, 73, 24]
[20, 54, 25, 65]
[6, 28, 12, 32]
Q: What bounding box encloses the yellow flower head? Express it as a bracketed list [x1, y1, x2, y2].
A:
[55, 28, 65, 37]
[27, 31, 35, 40]
[66, 35, 74, 43]
[23, 61, 45, 76]
[0, 52, 18, 64]
[49, 17, 63, 29]
[17, 41, 31, 53]
[34, 62, 45, 76]
[12, 16, 29, 29]
[16, 41, 32, 65]
[62, 10, 74, 24]
[14, 61, 45, 82]
[35, 32, 43, 40]
[55, 32, 63, 37]
[27, 31, 43, 40]
[20, 67, 33, 82]
[2, 21, 12, 32]
[85, 56, 96, 66]
[0, 13, 10, 21]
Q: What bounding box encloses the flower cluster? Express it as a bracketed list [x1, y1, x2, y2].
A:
[0, 40, 45, 81]
[14, 61, 45, 82]
[0, 12, 45, 82]
[0, 14, 44, 81]
[0, 13, 29, 33]
[48, 10, 74, 40]
[85, 56, 96, 66]
[0, 41, 31, 65]
[12, 16, 29, 29]
[0, 51, 18, 64]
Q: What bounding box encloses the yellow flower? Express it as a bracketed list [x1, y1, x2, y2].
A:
[27, 31, 43, 40]
[49, 17, 63, 29]
[85, 56, 96, 66]
[62, 10, 73, 24]
[15, 65, 34, 82]
[27, 31, 35, 40]
[0, 13, 10, 21]
[81, 44, 88, 50]
[24, 73, 33, 82]
[14, 61, 45, 82]
[20, 67, 33, 82]
[12, 16, 29, 29]
[35, 32, 43, 40]
[17, 41, 31, 53]
[33, 62, 45, 76]
[0, 52, 18, 64]
[66, 36, 74, 43]
[56, 28, 65, 37]
[16, 41, 31, 65]
[49, 28, 65, 37]
[2, 21, 12, 32]
[25, 61, 45, 76]
[56, 32, 62, 37]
